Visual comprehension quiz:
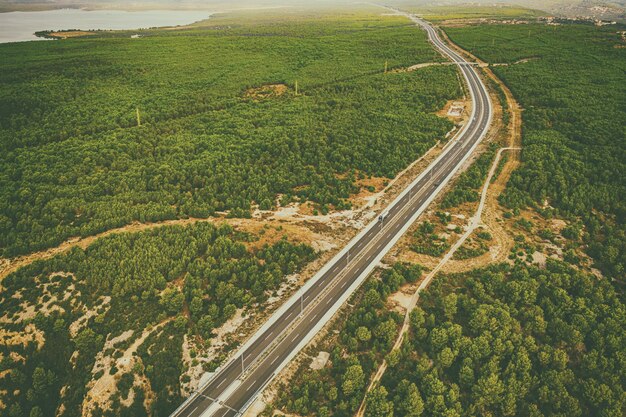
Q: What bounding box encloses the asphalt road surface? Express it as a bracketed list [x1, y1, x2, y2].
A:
[171, 9, 492, 417]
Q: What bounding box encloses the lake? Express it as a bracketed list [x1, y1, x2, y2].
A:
[0, 8, 213, 43]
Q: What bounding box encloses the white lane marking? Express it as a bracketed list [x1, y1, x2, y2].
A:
[286, 311, 293, 319]
[190, 406, 198, 415]
[341, 280, 347, 288]
[270, 356, 279, 365]
[326, 298, 332, 305]
[216, 378, 226, 389]
[292, 334, 299, 342]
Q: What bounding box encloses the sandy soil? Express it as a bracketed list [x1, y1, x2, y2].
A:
[439, 18, 532, 28]
[437, 99, 469, 121]
[390, 62, 455, 73]
[349, 176, 388, 209]
[0, 218, 329, 285]
[357, 112, 522, 417]
[354, 27, 596, 416]
[83, 321, 170, 417]
[398, 28, 525, 275]
[0, 35, 482, 417]
[244, 84, 288, 99]
[309, 351, 330, 370]
[0, 88, 462, 288]
[69, 296, 111, 337]
[388, 284, 416, 314]
[0, 273, 79, 324]
[0, 323, 45, 351]
[180, 307, 249, 395]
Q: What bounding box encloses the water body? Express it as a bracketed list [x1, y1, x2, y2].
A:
[0, 8, 212, 43]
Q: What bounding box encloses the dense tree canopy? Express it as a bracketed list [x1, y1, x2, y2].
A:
[379, 261, 625, 417]
[440, 144, 497, 209]
[274, 263, 423, 417]
[0, 13, 459, 257]
[447, 23, 626, 277]
[0, 222, 315, 416]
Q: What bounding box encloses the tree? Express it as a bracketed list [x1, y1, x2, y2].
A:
[8, 403, 22, 417]
[429, 327, 448, 352]
[473, 373, 505, 414]
[259, 199, 272, 211]
[30, 407, 43, 417]
[342, 364, 365, 397]
[374, 319, 397, 348]
[394, 380, 424, 417]
[440, 293, 458, 321]
[197, 315, 214, 339]
[438, 347, 456, 369]
[160, 288, 184, 315]
[356, 326, 372, 343]
[459, 361, 474, 387]
[222, 304, 237, 320]
[32, 367, 55, 395]
[190, 296, 204, 318]
[74, 327, 100, 353]
[364, 288, 383, 308]
[366, 386, 393, 417]
[385, 349, 400, 368]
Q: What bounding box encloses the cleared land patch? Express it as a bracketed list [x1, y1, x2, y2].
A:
[244, 83, 289, 100]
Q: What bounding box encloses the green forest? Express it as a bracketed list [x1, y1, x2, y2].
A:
[440, 144, 497, 210]
[274, 263, 423, 417]
[271, 19, 626, 417]
[446, 23, 626, 278]
[3, 7, 626, 417]
[275, 260, 625, 417]
[0, 12, 460, 257]
[376, 261, 625, 417]
[0, 222, 315, 417]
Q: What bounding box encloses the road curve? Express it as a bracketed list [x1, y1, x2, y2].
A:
[171, 9, 492, 417]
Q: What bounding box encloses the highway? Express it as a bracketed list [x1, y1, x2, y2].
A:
[171, 9, 492, 417]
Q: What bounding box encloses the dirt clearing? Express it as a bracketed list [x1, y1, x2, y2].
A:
[244, 84, 288, 99]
